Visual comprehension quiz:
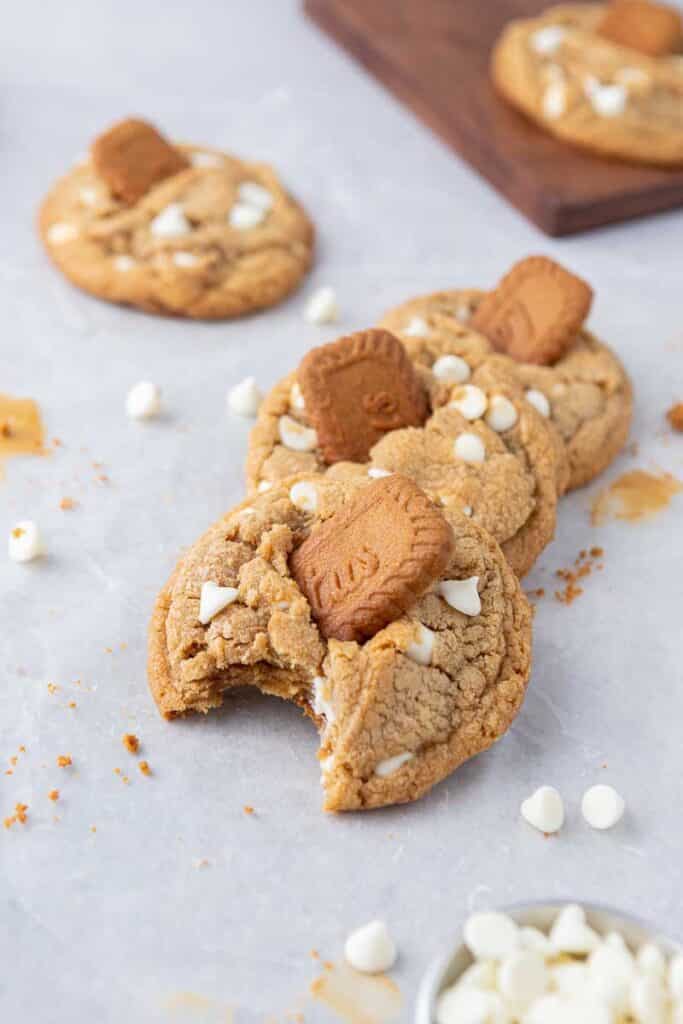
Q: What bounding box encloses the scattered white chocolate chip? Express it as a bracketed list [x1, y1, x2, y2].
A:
[464, 912, 520, 960]
[228, 376, 262, 418]
[229, 201, 266, 230]
[290, 380, 306, 411]
[587, 81, 627, 118]
[113, 254, 136, 272]
[237, 181, 273, 211]
[289, 480, 318, 513]
[549, 904, 600, 956]
[499, 950, 548, 1008]
[198, 581, 238, 625]
[454, 432, 486, 464]
[304, 286, 338, 325]
[521, 785, 565, 834]
[525, 388, 551, 418]
[344, 920, 397, 975]
[368, 467, 392, 479]
[8, 521, 44, 563]
[438, 576, 481, 616]
[403, 315, 430, 338]
[433, 354, 471, 384]
[278, 414, 318, 451]
[581, 784, 625, 830]
[172, 251, 198, 268]
[485, 394, 518, 433]
[126, 381, 161, 420]
[150, 202, 190, 238]
[375, 752, 414, 778]
[530, 24, 566, 54]
[190, 150, 223, 168]
[47, 222, 78, 245]
[542, 80, 568, 119]
[450, 384, 488, 421]
[405, 623, 434, 666]
[312, 676, 335, 724]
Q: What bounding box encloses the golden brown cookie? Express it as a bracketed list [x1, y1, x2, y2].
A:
[380, 280, 632, 492]
[492, 3, 683, 166]
[39, 118, 314, 318]
[598, 0, 683, 57]
[247, 331, 563, 578]
[148, 475, 532, 811]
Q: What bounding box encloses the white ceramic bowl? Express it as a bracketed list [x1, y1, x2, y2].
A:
[415, 900, 683, 1023]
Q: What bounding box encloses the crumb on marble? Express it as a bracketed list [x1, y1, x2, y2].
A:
[59, 496, 76, 510]
[138, 760, 151, 776]
[48, 789, 59, 802]
[667, 402, 683, 432]
[122, 733, 139, 754]
[56, 754, 72, 768]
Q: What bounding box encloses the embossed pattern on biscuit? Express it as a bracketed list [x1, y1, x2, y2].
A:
[92, 118, 189, 205]
[471, 257, 593, 366]
[290, 475, 454, 642]
[298, 329, 428, 464]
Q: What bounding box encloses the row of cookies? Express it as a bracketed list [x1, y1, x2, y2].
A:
[148, 256, 632, 812]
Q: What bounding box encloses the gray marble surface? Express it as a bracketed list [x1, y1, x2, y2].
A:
[2, 2, 683, 1021]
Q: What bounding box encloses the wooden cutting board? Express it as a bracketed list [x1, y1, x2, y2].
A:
[304, 0, 683, 236]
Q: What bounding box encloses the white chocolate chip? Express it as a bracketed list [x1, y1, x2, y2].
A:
[290, 380, 306, 411]
[669, 955, 683, 999]
[526, 994, 611, 1024]
[229, 201, 266, 230]
[47, 222, 78, 245]
[304, 286, 338, 325]
[521, 785, 565, 834]
[375, 752, 414, 778]
[436, 987, 507, 1024]
[190, 150, 223, 167]
[530, 24, 566, 54]
[438, 577, 481, 616]
[588, 939, 634, 1014]
[499, 951, 548, 1009]
[172, 251, 198, 268]
[79, 186, 100, 206]
[8, 521, 44, 563]
[450, 385, 488, 420]
[150, 203, 190, 238]
[581, 784, 625, 830]
[257, 480, 272, 493]
[587, 82, 627, 118]
[551, 961, 589, 996]
[456, 304, 472, 323]
[630, 973, 667, 1024]
[520, 926, 556, 958]
[237, 181, 273, 211]
[405, 623, 434, 666]
[403, 315, 430, 338]
[344, 920, 397, 974]
[464, 912, 520, 960]
[113, 254, 136, 272]
[525, 389, 550, 417]
[485, 394, 518, 433]
[454, 432, 485, 464]
[433, 354, 471, 384]
[198, 581, 238, 625]
[289, 480, 318, 513]
[228, 376, 262, 418]
[462, 505, 473, 517]
[637, 944, 667, 978]
[126, 381, 161, 420]
[549, 904, 600, 956]
[368, 467, 392, 479]
[278, 414, 318, 451]
[542, 80, 568, 119]
[616, 66, 650, 88]
[312, 675, 335, 724]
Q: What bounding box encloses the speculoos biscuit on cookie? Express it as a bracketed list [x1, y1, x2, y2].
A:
[39, 118, 314, 318]
[380, 257, 632, 492]
[148, 474, 532, 812]
[247, 328, 563, 578]
[491, 2, 683, 167]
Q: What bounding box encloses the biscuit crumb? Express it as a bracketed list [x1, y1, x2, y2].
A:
[554, 548, 605, 605]
[667, 402, 683, 432]
[59, 496, 76, 510]
[68, 701, 77, 709]
[56, 754, 72, 768]
[243, 804, 255, 815]
[138, 760, 151, 776]
[122, 733, 139, 754]
[90, 825, 97, 833]
[47, 683, 59, 695]
[4, 802, 29, 829]
[48, 789, 59, 802]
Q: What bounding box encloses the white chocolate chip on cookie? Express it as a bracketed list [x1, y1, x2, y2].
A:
[530, 24, 566, 54]
[525, 389, 550, 418]
[290, 380, 306, 411]
[433, 354, 471, 383]
[47, 222, 78, 244]
[150, 203, 190, 238]
[403, 315, 430, 338]
[375, 752, 414, 778]
[237, 181, 273, 211]
[450, 385, 488, 420]
[405, 622, 435, 666]
[198, 581, 238, 625]
[587, 81, 627, 118]
[172, 251, 198, 268]
[289, 480, 318, 513]
[190, 150, 223, 168]
[438, 576, 481, 616]
[368, 467, 392, 479]
[542, 80, 567, 119]
[486, 394, 518, 432]
[278, 414, 318, 451]
[454, 433, 486, 463]
[114, 254, 136, 272]
[229, 201, 266, 230]
[312, 675, 335, 723]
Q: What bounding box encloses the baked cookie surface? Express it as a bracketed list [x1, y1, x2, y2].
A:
[380, 284, 632, 492]
[148, 474, 532, 812]
[39, 120, 314, 319]
[247, 330, 562, 578]
[492, 2, 683, 166]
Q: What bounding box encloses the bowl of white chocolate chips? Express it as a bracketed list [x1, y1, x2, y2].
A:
[416, 902, 683, 1023]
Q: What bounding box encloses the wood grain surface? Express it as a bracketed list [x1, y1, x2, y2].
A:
[304, 0, 683, 235]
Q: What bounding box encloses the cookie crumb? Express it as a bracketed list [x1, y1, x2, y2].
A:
[59, 496, 76, 510]
[56, 754, 72, 768]
[667, 402, 683, 432]
[138, 760, 151, 776]
[554, 547, 605, 605]
[122, 733, 139, 754]
[68, 701, 77, 709]
[90, 825, 97, 833]
[47, 682, 59, 695]
[48, 789, 59, 802]
[243, 804, 255, 815]
[4, 802, 29, 829]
